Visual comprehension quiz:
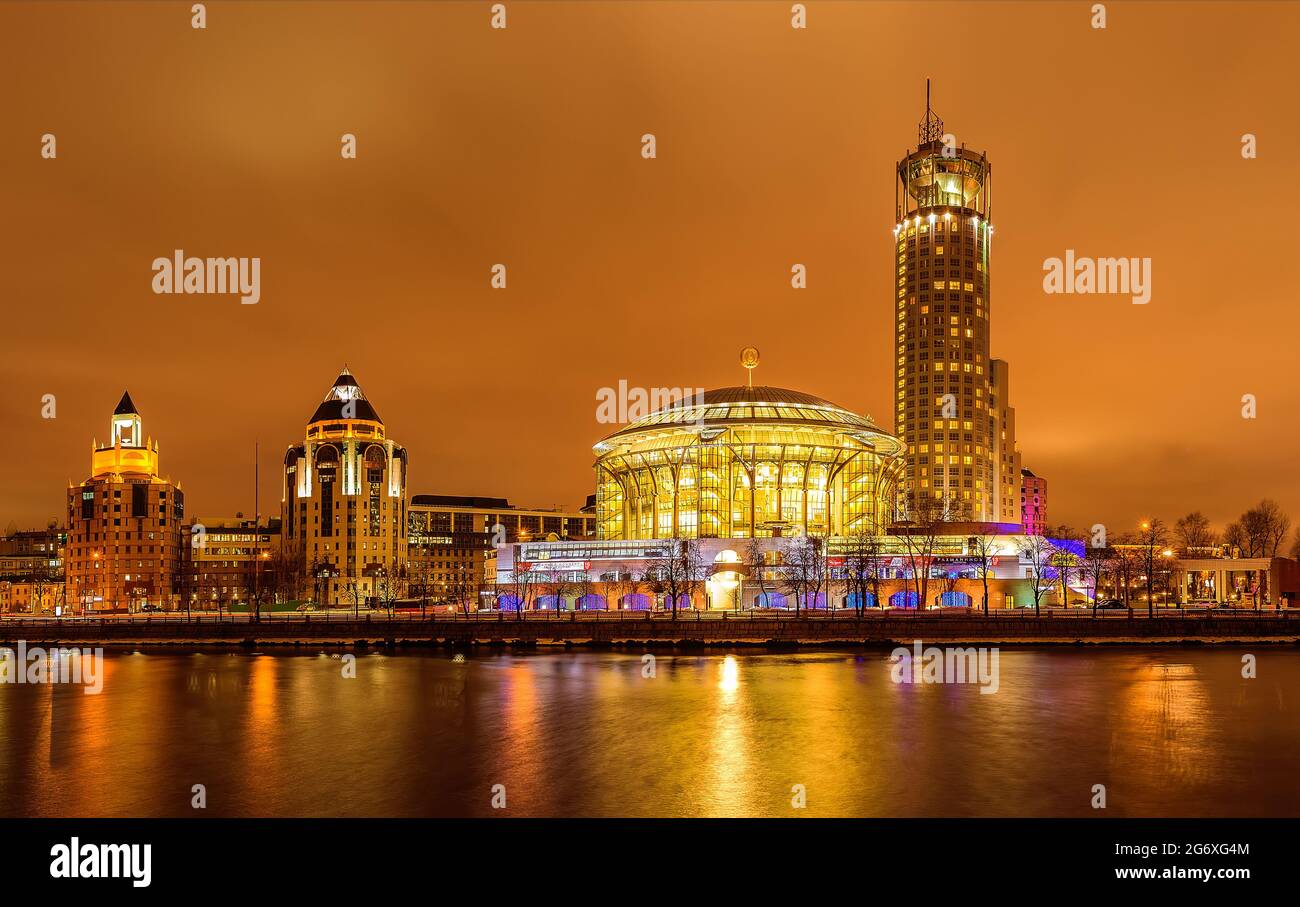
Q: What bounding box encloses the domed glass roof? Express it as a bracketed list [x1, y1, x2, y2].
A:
[597, 385, 895, 446]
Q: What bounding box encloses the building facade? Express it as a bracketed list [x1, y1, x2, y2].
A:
[64, 392, 185, 611]
[989, 360, 1023, 523]
[495, 533, 1044, 611]
[593, 386, 905, 542]
[0, 581, 63, 614]
[408, 494, 594, 608]
[893, 89, 1021, 522]
[182, 517, 281, 612]
[1020, 468, 1047, 535]
[281, 369, 408, 606]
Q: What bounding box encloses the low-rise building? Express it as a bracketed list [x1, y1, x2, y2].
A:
[181, 517, 281, 612]
[408, 495, 594, 609]
[0, 580, 63, 614]
[494, 532, 1053, 611]
[1174, 555, 1299, 607]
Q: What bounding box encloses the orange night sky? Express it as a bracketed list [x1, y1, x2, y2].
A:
[1, 1, 1298, 535]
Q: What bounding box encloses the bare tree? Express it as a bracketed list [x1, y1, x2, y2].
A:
[448, 560, 476, 616]
[779, 538, 813, 617]
[508, 557, 538, 619]
[28, 559, 55, 615]
[1082, 544, 1113, 613]
[1137, 518, 1170, 617]
[1232, 500, 1290, 559]
[270, 539, 306, 605]
[1047, 525, 1082, 608]
[1174, 511, 1216, 557]
[940, 569, 962, 608]
[574, 571, 598, 613]
[1223, 521, 1247, 558]
[1015, 532, 1054, 616]
[1259, 500, 1292, 558]
[409, 550, 436, 618]
[341, 578, 362, 617]
[606, 568, 644, 611]
[743, 536, 772, 611]
[650, 539, 702, 619]
[807, 536, 830, 613]
[371, 564, 403, 617]
[969, 529, 1000, 615]
[897, 495, 965, 611]
[541, 565, 576, 615]
[1110, 534, 1140, 608]
[310, 557, 336, 612]
[248, 554, 272, 623]
[843, 529, 885, 616]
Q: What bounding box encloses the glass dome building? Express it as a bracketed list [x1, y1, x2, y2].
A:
[592, 386, 904, 541]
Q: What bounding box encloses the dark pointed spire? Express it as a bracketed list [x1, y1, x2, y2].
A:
[918, 77, 944, 145]
[114, 391, 139, 416]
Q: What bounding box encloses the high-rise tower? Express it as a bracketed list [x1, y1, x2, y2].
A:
[281, 369, 409, 605]
[893, 84, 1012, 523]
[65, 392, 185, 611]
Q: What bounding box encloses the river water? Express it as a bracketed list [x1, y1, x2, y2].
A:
[1, 647, 1295, 817]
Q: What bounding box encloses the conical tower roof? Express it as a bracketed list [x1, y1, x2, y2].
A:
[114, 391, 139, 416]
[307, 367, 383, 424]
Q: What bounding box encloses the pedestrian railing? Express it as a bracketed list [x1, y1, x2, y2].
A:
[1, 605, 1296, 627]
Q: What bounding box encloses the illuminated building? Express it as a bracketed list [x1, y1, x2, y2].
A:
[281, 369, 408, 605]
[408, 495, 595, 607]
[494, 532, 1041, 611]
[990, 360, 1024, 521]
[0, 527, 65, 582]
[64, 392, 185, 612]
[1020, 468, 1047, 535]
[593, 386, 904, 541]
[893, 84, 1020, 522]
[0, 581, 61, 614]
[181, 516, 280, 611]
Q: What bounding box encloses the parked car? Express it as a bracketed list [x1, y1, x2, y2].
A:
[1094, 599, 1127, 610]
[140, 603, 161, 613]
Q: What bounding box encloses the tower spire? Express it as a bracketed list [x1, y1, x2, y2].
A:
[918, 77, 944, 145]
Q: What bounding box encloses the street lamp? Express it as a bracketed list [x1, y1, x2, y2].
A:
[254, 549, 270, 622]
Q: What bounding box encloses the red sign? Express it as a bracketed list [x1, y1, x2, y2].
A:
[826, 557, 844, 568]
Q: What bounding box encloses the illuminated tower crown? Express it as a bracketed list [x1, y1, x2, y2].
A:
[91, 391, 160, 478]
[307, 367, 384, 433]
[896, 80, 990, 219]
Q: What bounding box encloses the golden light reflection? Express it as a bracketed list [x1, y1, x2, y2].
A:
[1117, 661, 1218, 788]
[719, 655, 739, 694]
[704, 655, 752, 816]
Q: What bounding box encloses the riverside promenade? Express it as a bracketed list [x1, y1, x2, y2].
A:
[4, 609, 1300, 647]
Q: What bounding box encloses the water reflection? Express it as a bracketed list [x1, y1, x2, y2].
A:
[0, 648, 1296, 818]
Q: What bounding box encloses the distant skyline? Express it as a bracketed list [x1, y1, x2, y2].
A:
[2, 2, 1298, 534]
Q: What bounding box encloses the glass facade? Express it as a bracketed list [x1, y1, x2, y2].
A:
[594, 387, 904, 541]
